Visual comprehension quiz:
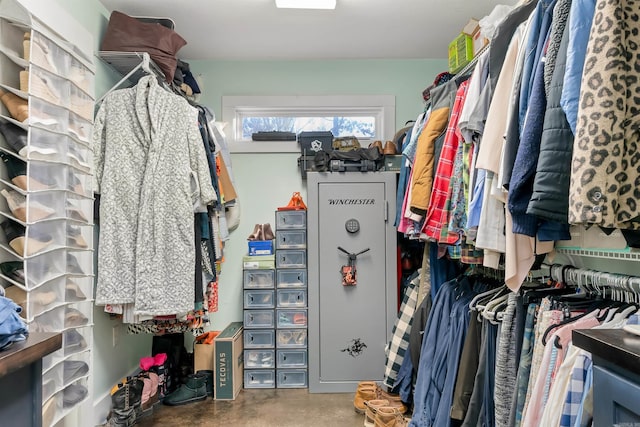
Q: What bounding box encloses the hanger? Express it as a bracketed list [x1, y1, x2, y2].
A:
[469, 286, 503, 311]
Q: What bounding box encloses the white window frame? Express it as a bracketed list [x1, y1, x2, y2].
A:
[222, 95, 396, 153]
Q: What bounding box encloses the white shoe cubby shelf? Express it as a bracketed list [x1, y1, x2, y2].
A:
[0, 1, 95, 426]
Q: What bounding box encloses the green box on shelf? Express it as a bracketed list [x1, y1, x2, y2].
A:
[448, 33, 474, 73]
[243, 254, 276, 269]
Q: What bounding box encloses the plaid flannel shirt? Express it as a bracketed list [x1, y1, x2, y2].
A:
[559, 351, 592, 427]
[423, 80, 470, 242]
[383, 273, 420, 388]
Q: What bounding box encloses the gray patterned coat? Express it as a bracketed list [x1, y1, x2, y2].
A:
[93, 76, 217, 315]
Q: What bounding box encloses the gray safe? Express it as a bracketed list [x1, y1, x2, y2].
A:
[307, 172, 397, 393]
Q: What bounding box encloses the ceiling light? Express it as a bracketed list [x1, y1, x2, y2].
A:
[275, 0, 337, 9]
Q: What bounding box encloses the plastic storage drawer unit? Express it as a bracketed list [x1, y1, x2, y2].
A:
[243, 269, 275, 289]
[277, 289, 307, 308]
[275, 210, 306, 230]
[276, 329, 307, 348]
[276, 250, 307, 269]
[276, 369, 308, 388]
[244, 369, 275, 389]
[244, 310, 275, 329]
[244, 329, 275, 349]
[276, 230, 306, 249]
[277, 349, 308, 369]
[276, 269, 307, 288]
[244, 289, 275, 309]
[244, 350, 275, 369]
[276, 309, 307, 328]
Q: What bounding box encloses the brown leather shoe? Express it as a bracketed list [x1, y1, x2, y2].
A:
[383, 140, 397, 155]
[375, 386, 408, 414]
[369, 140, 383, 154]
[364, 399, 390, 427]
[0, 90, 28, 122]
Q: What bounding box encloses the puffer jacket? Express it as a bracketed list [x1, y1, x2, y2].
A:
[560, 0, 596, 134]
[409, 81, 456, 217]
[527, 9, 573, 235]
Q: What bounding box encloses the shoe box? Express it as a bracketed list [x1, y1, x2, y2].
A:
[214, 321, 244, 400]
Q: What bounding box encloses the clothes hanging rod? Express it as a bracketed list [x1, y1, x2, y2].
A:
[454, 43, 490, 78]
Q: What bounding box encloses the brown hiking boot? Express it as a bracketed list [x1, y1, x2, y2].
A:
[354, 386, 377, 413]
[374, 407, 411, 427]
[364, 399, 390, 427]
[374, 387, 408, 414]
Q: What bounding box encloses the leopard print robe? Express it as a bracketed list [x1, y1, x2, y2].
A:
[569, 0, 640, 229]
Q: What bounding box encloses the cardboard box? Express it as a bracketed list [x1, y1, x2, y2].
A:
[462, 18, 480, 36]
[248, 240, 274, 256]
[384, 154, 403, 172]
[214, 322, 244, 400]
[473, 29, 489, 56]
[243, 254, 276, 269]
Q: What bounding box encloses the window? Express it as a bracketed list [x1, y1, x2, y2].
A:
[222, 95, 395, 153]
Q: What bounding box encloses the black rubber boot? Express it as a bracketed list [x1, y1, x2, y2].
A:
[162, 373, 207, 406]
[196, 370, 214, 397]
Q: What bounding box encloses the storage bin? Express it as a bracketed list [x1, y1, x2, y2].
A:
[0, 157, 68, 193]
[276, 269, 307, 288]
[0, 184, 67, 223]
[29, 303, 65, 332]
[277, 289, 307, 308]
[244, 349, 275, 369]
[243, 309, 275, 329]
[244, 289, 275, 309]
[66, 250, 92, 276]
[244, 369, 275, 389]
[276, 329, 307, 348]
[243, 329, 275, 349]
[65, 194, 92, 224]
[276, 308, 307, 328]
[61, 377, 89, 408]
[275, 230, 306, 249]
[66, 221, 92, 250]
[64, 301, 92, 329]
[62, 350, 90, 386]
[243, 269, 275, 289]
[275, 249, 306, 269]
[276, 369, 308, 388]
[65, 276, 91, 302]
[275, 210, 306, 230]
[0, 217, 66, 258]
[277, 349, 308, 369]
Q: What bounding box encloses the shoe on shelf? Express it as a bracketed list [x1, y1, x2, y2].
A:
[383, 140, 397, 155]
[0, 120, 28, 154]
[262, 223, 275, 240]
[278, 191, 307, 211]
[65, 279, 87, 301]
[1, 219, 53, 257]
[0, 151, 54, 191]
[0, 90, 28, 123]
[67, 224, 88, 248]
[22, 32, 30, 61]
[369, 140, 384, 154]
[1, 188, 56, 223]
[162, 373, 207, 406]
[63, 360, 89, 384]
[247, 223, 262, 241]
[0, 261, 25, 285]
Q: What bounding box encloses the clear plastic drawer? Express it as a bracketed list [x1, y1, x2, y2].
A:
[276, 269, 307, 288]
[276, 329, 307, 348]
[275, 230, 306, 249]
[276, 309, 307, 328]
[243, 329, 275, 349]
[277, 289, 307, 308]
[243, 269, 275, 289]
[244, 289, 275, 309]
[243, 309, 275, 329]
[275, 249, 306, 269]
[277, 349, 308, 369]
[275, 210, 306, 230]
[244, 369, 275, 389]
[276, 369, 308, 388]
[244, 350, 275, 369]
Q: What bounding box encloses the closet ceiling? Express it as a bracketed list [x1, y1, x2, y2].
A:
[97, 0, 514, 61]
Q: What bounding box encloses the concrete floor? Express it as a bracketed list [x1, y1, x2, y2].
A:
[137, 389, 365, 427]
